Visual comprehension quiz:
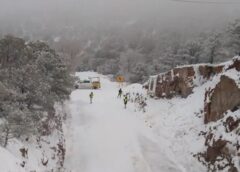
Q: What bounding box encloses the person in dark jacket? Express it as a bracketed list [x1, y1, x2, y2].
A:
[118, 88, 123, 98]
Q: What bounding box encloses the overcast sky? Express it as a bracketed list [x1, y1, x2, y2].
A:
[0, 0, 240, 34]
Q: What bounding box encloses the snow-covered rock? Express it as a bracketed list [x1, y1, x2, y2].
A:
[204, 75, 240, 124]
[147, 56, 240, 99]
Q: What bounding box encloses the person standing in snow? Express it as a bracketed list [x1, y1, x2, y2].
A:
[89, 92, 94, 104]
[139, 99, 147, 113]
[118, 88, 123, 98]
[123, 95, 128, 109]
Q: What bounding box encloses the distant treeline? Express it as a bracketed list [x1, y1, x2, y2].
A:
[1, 19, 239, 84]
[72, 19, 240, 83]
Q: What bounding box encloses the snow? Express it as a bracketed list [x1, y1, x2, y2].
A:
[124, 83, 146, 95]
[192, 65, 205, 86]
[223, 68, 240, 88]
[0, 147, 25, 172]
[0, 103, 67, 172]
[1, 130, 65, 172]
[1, 62, 238, 171]
[173, 56, 240, 78]
[147, 75, 158, 97]
[64, 72, 206, 172]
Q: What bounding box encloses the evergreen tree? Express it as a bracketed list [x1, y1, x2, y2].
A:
[228, 19, 240, 55]
[0, 36, 73, 146]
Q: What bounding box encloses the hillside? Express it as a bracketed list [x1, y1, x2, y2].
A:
[0, 58, 239, 172]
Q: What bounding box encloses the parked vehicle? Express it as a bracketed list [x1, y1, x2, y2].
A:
[75, 77, 101, 89]
[90, 77, 101, 89]
[74, 79, 92, 89]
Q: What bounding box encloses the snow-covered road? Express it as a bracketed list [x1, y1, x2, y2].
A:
[64, 72, 184, 172]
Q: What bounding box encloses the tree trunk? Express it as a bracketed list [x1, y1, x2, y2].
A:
[3, 127, 9, 147]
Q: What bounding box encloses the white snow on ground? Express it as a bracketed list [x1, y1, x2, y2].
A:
[0, 131, 65, 172]
[0, 146, 25, 172]
[64, 72, 206, 172]
[0, 104, 66, 172]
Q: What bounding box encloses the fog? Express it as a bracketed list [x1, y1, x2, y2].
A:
[0, 0, 240, 36]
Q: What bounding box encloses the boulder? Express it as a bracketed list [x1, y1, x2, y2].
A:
[199, 65, 224, 79]
[204, 75, 240, 124]
[155, 66, 195, 98]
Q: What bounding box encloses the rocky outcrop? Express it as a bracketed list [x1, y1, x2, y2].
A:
[204, 75, 240, 124]
[148, 57, 240, 124]
[199, 65, 224, 79]
[195, 57, 240, 172]
[148, 57, 240, 99]
[152, 63, 224, 99]
[155, 66, 195, 98]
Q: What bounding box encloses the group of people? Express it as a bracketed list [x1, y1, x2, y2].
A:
[123, 95, 128, 109]
[117, 88, 147, 112]
[88, 88, 147, 112]
[117, 88, 128, 108]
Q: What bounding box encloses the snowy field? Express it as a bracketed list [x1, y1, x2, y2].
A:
[64, 72, 206, 172]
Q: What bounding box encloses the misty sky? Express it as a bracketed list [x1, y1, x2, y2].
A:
[0, 0, 240, 34]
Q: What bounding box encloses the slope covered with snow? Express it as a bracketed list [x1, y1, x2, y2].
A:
[2, 66, 237, 171]
[0, 105, 67, 172]
[0, 147, 25, 172]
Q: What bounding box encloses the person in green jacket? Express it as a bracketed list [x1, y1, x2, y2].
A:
[89, 92, 94, 104]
